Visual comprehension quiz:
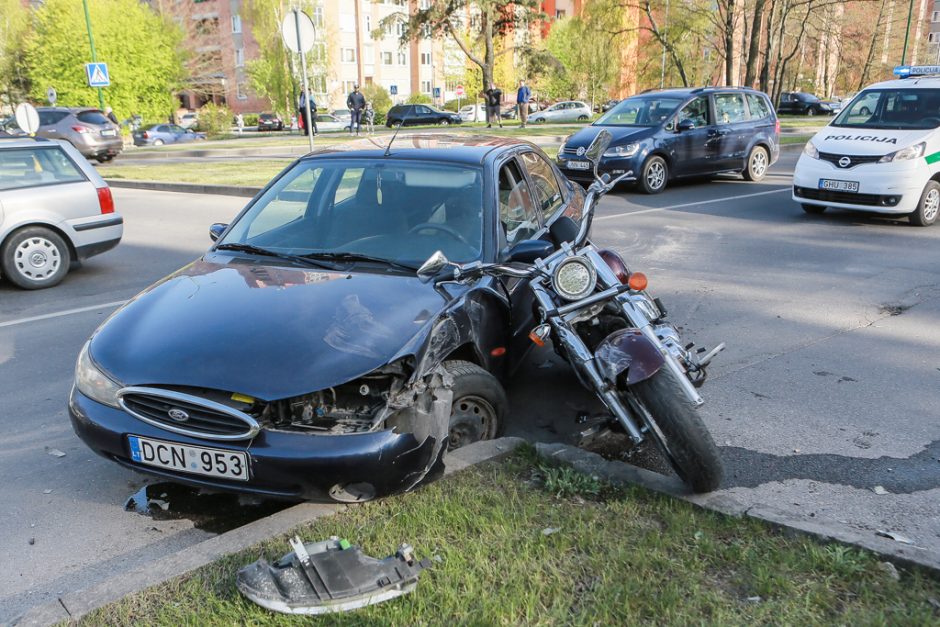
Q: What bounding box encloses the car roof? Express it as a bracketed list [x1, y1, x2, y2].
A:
[0, 136, 69, 149]
[36, 106, 102, 112]
[639, 86, 767, 98]
[300, 133, 538, 166]
[863, 76, 940, 90]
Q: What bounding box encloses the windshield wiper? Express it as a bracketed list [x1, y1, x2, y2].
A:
[215, 243, 335, 269]
[300, 251, 418, 272]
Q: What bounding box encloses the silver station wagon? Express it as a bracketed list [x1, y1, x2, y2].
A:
[0, 137, 123, 289]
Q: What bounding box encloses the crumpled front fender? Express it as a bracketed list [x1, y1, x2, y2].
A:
[594, 328, 664, 386]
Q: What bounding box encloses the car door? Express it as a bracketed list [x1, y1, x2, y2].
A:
[412, 105, 431, 125]
[664, 96, 713, 176]
[710, 92, 751, 170]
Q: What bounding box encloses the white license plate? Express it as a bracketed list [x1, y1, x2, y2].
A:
[127, 435, 249, 481]
[101, 129, 116, 137]
[819, 179, 859, 192]
[567, 160, 590, 170]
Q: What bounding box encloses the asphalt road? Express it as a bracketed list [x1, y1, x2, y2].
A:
[2, 150, 939, 620]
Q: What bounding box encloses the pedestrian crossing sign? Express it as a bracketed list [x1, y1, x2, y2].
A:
[85, 63, 110, 88]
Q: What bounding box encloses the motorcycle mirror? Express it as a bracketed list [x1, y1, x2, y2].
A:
[584, 129, 613, 166]
[417, 250, 450, 282]
[209, 223, 228, 242]
[506, 239, 555, 264]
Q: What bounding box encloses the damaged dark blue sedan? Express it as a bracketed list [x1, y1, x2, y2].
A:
[70, 135, 584, 502]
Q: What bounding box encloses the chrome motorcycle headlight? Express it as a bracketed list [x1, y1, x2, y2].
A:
[552, 257, 597, 301]
[75, 342, 123, 408]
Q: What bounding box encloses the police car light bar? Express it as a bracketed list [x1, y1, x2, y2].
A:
[893, 65, 940, 78]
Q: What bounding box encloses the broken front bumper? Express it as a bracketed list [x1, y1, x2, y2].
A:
[69, 387, 442, 502]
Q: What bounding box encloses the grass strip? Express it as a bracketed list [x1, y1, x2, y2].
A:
[81, 449, 940, 626]
[101, 160, 289, 187]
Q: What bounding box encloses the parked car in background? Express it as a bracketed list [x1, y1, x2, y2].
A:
[179, 112, 198, 129]
[332, 109, 352, 125]
[0, 137, 123, 289]
[557, 87, 779, 194]
[0, 116, 26, 136]
[777, 92, 833, 116]
[599, 99, 620, 113]
[500, 100, 540, 119]
[528, 101, 593, 123]
[257, 113, 284, 131]
[132, 124, 206, 147]
[459, 104, 486, 122]
[36, 107, 123, 162]
[314, 113, 351, 132]
[385, 104, 462, 127]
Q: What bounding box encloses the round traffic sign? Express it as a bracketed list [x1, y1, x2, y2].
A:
[455, 85, 465, 97]
[15, 102, 40, 135]
[46, 87, 57, 105]
[281, 9, 316, 54]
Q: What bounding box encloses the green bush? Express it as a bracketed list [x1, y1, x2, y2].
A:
[405, 93, 433, 105]
[361, 84, 392, 115]
[442, 99, 460, 112]
[195, 102, 233, 137]
[242, 113, 259, 127]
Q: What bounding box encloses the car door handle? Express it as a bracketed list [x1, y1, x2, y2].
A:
[708, 129, 730, 137]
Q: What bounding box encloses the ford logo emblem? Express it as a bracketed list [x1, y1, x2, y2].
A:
[576, 146, 586, 156]
[838, 156, 851, 168]
[167, 408, 190, 422]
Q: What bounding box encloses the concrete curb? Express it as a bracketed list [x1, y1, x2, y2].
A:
[11, 437, 526, 626]
[534, 442, 940, 575]
[105, 179, 261, 198]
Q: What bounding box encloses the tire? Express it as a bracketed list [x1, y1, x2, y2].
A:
[639, 155, 668, 194]
[910, 180, 940, 226]
[806, 107, 816, 117]
[577, 115, 589, 121]
[1, 226, 71, 289]
[439, 119, 449, 126]
[152, 139, 164, 146]
[742, 145, 769, 182]
[628, 367, 723, 493]
[443, 360, 507, 450]
[96, 155, 113, 164]
[533, 117, 545, 124]
[802, 203, 826, 214]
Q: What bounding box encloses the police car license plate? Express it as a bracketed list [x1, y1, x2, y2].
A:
[127, 435, 249, 481]
[819, 179, 859, 193]
[567, 161, 590, 170]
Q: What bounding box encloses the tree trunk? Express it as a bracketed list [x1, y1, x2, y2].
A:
[759, 0, 778, 92]
[744, 0, 768, 86]
[724, 0, 736, 84]
[859, 0, 888, 89]
[482, 4, 494, 90]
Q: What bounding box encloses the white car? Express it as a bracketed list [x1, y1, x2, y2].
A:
[459, 104, 486, 122]
[793, 67, 940, 226]
[314, 114, 350, 132]
[178, 112, 198, 129]
[529, 101, 592, 124]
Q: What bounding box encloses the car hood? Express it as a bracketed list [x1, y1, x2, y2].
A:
[89, 256, 450, 401]
[563, 126, 653, 151]
[810, 127, 934, 155]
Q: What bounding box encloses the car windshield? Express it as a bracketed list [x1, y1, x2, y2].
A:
[831, 89, 940, 130]
[594, 95, 684, 127]
[220, 159, 485, 266]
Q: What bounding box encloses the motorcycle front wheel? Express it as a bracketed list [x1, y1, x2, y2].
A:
[625, 367, 723, 493]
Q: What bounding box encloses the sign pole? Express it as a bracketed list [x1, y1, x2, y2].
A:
[295, 8, 315, 152]
[901, 0, 916, 65]
[82, 0, 105, 111]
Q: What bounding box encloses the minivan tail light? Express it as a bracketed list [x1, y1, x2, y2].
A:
[97, 186, 114, 215]
[71, 126, 91, 134]
[142, 131, 150, 139]
[775, 119, 781, 135]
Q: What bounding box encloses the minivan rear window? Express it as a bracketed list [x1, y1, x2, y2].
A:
[714, 93, 748, 124]
[0, 147, 86, 191]
[76, 110, 111, 125]
[747, 94, 771, 119]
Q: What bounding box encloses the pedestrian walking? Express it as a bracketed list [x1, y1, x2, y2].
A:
[364, 101, 375, 135]
[347, 84, 366, 136]
[235, 113, 244, 134]
[297, 88, 318, 136]
[104, 106, 119, 126]
[516, 79, 531, 128]
[484, 82, 503, 129]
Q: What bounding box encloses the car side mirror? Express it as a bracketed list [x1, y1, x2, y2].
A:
[506, 239, 554, 264]
[676, 119, 695, 133]
[209, 223, 228, 242]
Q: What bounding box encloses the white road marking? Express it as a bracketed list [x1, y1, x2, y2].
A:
[0, 300, 127, 329]
[596, 187, 792, 220]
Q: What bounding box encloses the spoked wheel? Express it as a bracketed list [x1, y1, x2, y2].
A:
[624, 368, 723, 493]
[444, 360, 506, 450]
[743, 146, 768, 181]
[639, 156, 668, 194]
[910, 180, 940, 226]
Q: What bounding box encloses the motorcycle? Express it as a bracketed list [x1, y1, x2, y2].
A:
[419, 130, 724, 493]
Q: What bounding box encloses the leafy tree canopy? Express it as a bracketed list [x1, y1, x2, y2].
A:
[25, 0, 184, 121]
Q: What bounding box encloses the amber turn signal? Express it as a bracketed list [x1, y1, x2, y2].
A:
[628, 272, 648, 291]
[528, 330, 545, 347]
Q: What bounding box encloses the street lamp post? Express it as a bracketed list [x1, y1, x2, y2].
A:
[81, 0, 106, 110]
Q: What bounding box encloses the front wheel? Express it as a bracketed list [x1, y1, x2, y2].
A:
[806, 107, 816, 117]
[443, 360, 507, 449]
[439, 119, 449, 126]
[627, 368, 723, 493]
[910, 180, 940, 226]
[577, 115, 589, 121]
[639, 156, 668, 194]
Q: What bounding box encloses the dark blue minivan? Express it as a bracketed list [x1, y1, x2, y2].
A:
[557, 87, 779, 193]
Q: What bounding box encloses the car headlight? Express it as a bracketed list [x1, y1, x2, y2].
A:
[552, 257, 597, 301]
[75, 342, 123, 408]
[803, 141, 819, 159]
[560, 134, 573, 153]
[604, 143, 640, 158]
[879, 142, 925, 162]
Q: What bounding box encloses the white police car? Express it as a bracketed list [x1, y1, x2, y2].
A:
[793, 65, 940, 226]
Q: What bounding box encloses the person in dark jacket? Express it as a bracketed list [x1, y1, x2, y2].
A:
[347, 84, 366, 136]
[484, 82, 503, 129]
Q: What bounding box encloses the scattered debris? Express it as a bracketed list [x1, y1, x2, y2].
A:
[237, 536, 430, 615]
[27, 538, 35, 546]
[878, 561, 900, 581]
[42, 489, 52, 495]
[928, 597, 940, 611]
[432, 554, 443, 564]
[541, 527, 562, 537]
[872, 486, 889, 495]
[46, 448, 66, 458]
[745, 596, 762, 604]
[876, 530, 913, 545]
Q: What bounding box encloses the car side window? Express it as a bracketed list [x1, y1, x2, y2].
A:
[156, 125, 168, 133]
[714, 93, 747, 124]
[38, 111, 68, 126]
[170, 125, 185, 133]
[498, 159, 539, 246]
[520, 151, 564, 220]
[0, 147, 86, 191]
[667, 96, 709, 130]
[416, 106, 430, 115]
[746, 94, 771, 120]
